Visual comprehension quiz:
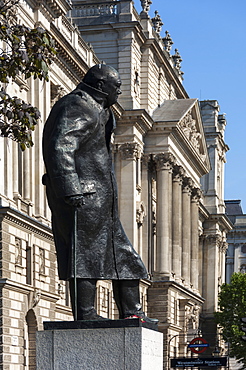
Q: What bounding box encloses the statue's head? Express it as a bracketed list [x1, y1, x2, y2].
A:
[83, 64, 122, 107]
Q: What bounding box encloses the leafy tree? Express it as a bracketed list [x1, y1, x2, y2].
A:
[215, 273, 246, 368]
[0, 0, 56, 150]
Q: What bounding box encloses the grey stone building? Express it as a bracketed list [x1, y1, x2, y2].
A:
[225, 200, 246, 283]
[0, 0, 232, 368]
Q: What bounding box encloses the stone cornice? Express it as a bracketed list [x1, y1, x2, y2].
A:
[0, 207, 53, 241]
[199, 202, 210, 222]
[30, 0, 72, 18]
[50, 22, 95, 83]
[118, 109, 154, 135]
[208, 213, 233, 232]
[0, 278, 60, 303]
[150, 280, 205, 304]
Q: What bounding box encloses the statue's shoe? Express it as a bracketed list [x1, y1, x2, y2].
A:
[124, 313, 158, 325]
[78, 308, 111, 321]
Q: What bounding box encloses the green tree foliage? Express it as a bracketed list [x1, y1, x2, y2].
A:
[0, 0, 56, 150]
[215, 273, 246, 368]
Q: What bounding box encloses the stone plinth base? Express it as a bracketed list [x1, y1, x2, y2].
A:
[36, 319, 163, 370]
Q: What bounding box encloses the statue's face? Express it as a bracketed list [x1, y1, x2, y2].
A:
[102, 72, 122, 107]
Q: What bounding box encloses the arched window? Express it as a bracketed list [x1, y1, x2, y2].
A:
[25, 309, 38, 369]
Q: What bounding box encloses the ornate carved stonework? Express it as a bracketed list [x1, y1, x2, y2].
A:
[191, 187, 202, 202]
[172, 164, 185, 182]
[140, 0, 152, 14]
[152, 199, 157, 235]
[182, 177, 194, 192]
[172, 49, 182, 71]
[162, 30, 173, 53]
[136, 201, 146, 225]
[32, 288, 41, 308]
[141, 154, 151, 168]
[179, 110, 205, 160]
[15, 237, 22, 266]
[151, 10, 163, 34]
[51, 84, 66, 106]
[118, 142, 141, 160]
[133, 68, 140, 98]
[185, 304, 200, 331]
[153, 152, 176, 171]
[205, 234, 223, 247]
[220, 241, 228, 254]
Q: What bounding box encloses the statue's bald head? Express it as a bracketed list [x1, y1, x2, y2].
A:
[82, 64, 122, 108]
[83, 64, 119, 88]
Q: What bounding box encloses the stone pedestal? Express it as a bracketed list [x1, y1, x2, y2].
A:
[36, 319, 163, 370]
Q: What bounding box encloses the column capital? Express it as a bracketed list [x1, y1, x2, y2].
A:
[141, 154, 151, 168]
[153, 152, 176, 171]
[191, 187, 202, 202]
[182, 177, 194, 193]
[118, 142, 141, 160]
[172, 164, 185, 182]
[205, 234, 223, 246]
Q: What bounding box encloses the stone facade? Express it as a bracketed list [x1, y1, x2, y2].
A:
[0, 0, 232, 368]
[225, 200, 246, 283]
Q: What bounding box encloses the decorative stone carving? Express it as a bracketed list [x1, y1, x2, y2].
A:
[191, 187, 202, 202]
[136, 201, 146, 225]
[39, 248, 45, 274]
[179, 111, 205, 159]
[220, 241, 228, 254]
[118, 142, 141, 160]
[240, 264, 246, 273]
[141, 154, 151, 168]
[206, 234, 223, 246]
[152, 199, 157, 235]
[182, 177, 194, 192]
[172, 48, 182, 71]
[32, 288, 41, 308]
[15, 237, 22, 266]
[162, 31, 173, 53]
[133, 68, 140, 98]
[172, 164, 185, 182]
[153, 152, 176, 171]
[185, 304, 200, 330]
[140, 0, 152, 14]
[51, 84, 66, 106]
[151, 10, 163, 34]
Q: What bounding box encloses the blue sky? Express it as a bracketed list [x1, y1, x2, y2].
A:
[134, 0, 246, 212]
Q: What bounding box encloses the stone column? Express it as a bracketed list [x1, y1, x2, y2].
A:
[140, 154, 151, 267]
[181, 177, 193, 286]
[12, 143, 19, 197]
[220, 240, 228, 285]
[23, 149, 30, 201]
[172, 165, 184, 282]
[203, 234, 221, 313]
[153, 153, 175, 279]
[190, 188, 202, 292]
[118, 142, 141, 248]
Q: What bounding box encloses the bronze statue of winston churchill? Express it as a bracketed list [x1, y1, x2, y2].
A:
[42, 64, 157, 324]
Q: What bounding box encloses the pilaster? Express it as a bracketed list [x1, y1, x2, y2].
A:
[117, 142, 142, 249]
[181, 177, 193, 287]
[172, 165, 184, 282]
[153, 153, 175, 279]
[190, 188, 202, 292]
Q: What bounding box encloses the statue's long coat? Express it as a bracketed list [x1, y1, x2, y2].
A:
[42, 82, 147, 281]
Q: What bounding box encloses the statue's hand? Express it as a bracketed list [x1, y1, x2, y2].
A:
[64, 195, 84, 207]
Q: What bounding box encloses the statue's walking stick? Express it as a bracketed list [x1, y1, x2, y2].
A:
[73, 207, 78, 321]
